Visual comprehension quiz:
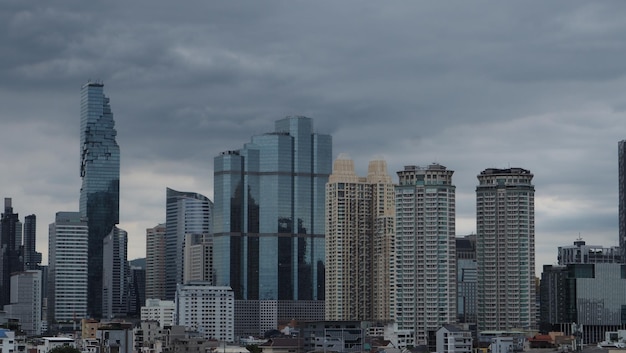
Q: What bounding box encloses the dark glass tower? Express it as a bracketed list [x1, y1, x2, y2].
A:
[23, 214, 41, 270]
[79, 81, 120, 318]
[617, 140, 626, 262]
[213, 116, 332, 301]
[0, 198, 21, 307]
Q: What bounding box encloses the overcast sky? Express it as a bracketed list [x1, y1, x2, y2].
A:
[2, 1, 626, 274]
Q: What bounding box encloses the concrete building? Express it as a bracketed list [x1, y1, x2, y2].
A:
[213, 116, 331, 336]
[38, 337, 75, 353]
[476, 168, 535, 331]
[299, 321, 365, 353]
[456, 235, 477, 324]
[394, 164, 457, 346]
[79, 81, 120, 319]
[48, 211, 88, 323]
[146, 223, 166, 300]
[4, 270, 42, 335]
[102, 226, 129, 319]
[436, 324, 473, 353]
[619, 140, 626, 260]
[165, 188, 212, 300]
[175, 283, 234, 342]
[558, 239, 622, 265]
[141, 299, 175, 328]
[183, 233, 214, 284]
[325, 156, 395, 321]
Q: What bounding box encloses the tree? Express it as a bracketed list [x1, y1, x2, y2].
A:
[49, 345, 81, 353]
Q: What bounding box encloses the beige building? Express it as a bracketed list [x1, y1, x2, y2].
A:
[325, 155, 395, 321]
[183, 233, 214, 284]
[146, 224, 166, 300]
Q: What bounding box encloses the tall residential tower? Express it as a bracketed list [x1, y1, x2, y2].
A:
[395, 164, 457, 347]
[79, 81, 120, 318]
[619, 140, 626, 260]
[476, 168, 535, 331]
[325, 156, 395, 321]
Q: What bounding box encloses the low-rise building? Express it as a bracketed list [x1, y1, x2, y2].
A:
[436, 325, 473, 353]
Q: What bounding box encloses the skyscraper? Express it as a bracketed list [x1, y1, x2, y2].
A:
[146, 224, 166, 300]
[395, 164, 457, 347]
[48, 212, 88, 323]
[23, 215, 42, 270]
[476, 168, 535, 331]
[102, 226, 129, 319]
[213, 116, 331, 336]
[5, 270, 42, 336]
[164, 188, 212, 300]
[616, 140, 625, 334]
[79, 81, 120, 318]
[0, 198, 22, 307]
[325, 156, 395, 321]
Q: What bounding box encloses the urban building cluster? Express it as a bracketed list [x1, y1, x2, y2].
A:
[1, 82, 626, 353]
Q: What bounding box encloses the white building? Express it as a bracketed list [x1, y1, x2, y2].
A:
[48, 212, 88, 323]
[0, 329, 15, 353]
[183, 233, 214, 284]
[476, 168, 535, 331]
[394, 164, 457, 346]
[175, 283, 234, 342]
[4, 270, 42, 335]
[141, 298, 175, 327]
[436, 325, 473, 353]
[38, 337, 75, 353]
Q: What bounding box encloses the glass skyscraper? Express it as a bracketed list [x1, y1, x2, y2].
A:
[79, 81, 120, 318]
[619, 140, 626, 260]
[164, 188, 212, 300]
[213, 116, 331, 335]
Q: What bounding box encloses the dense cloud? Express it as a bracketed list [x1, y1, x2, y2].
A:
[2, 1, 626, 273]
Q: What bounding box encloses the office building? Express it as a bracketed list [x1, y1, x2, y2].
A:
[23, 215, 42, 270]
[618, 141, 626, 318]
[146, 223, 166, 300]
[183, 233, 214, 284]
[165, 188, 212, 300]
[213, 116, 332, 335]
[0, 198, 22, 307]
[79, 81, 120, 318]
[540, 263, 626, 343]
[558, 239, 622, 265]
[4, 270, 42, 336]
[48, 212, 88, 323]
[476, 168, 535, 331]
[141, 298, 175, 327]
[325, 156, 395, 321]
[175, 283, 234, 342]
[394, 164, 457, 346]
[127, 265, 146, 317]
[102, 226, 128, 319]
[456, 235, 477, 324]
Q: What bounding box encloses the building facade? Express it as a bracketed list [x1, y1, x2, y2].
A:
[102, 226, 129, 319]
[0, 198, 22, 307]
[146, 223, 166, 300]
[325, 156, 395, 321]
[5, 270, 42, 336]
[183, 233, 214, 284]
[23, 214, 42, 270]
[213, 116, 332, 333]
[476, 168, 535, 331]
[79, 81, 120, 318]
[165, 188, 212, 300]
[48, 212, 88, 323]
[456, 235, 477, 324]
[394, 164, 457, 345]
[141, 298, 175, 327]
[619, 140, 626, 260]
[175, 283, 234, 342]
[558, 239, 622, 265]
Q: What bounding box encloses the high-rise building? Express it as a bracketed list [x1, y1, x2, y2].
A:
[102, 226, 129, 319]
[175, 283, 234, 342]
[476, 168, 535, 331]
[456, 235, 477, 324]
[617, 140, 626, 262]
[183, 233, 214, 284]
[558, 239, 621, 265]
[213, 116, 331, 336]
[325, 156, 395, 321]
[165, 188, 212, 300]
[127, 266, 146, 317]
[48, 212, 88, 323]
[23, 215, 42, 270]
[79, 81, 120, 318]
[141, 298, 175, 328]
[394, 164, 457, 347]
[0, 198, 22, 307]
[4, 270, 42, 336]
[146, 224, 166, 300]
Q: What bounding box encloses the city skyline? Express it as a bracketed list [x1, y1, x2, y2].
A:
[2, 2, 626, 275]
